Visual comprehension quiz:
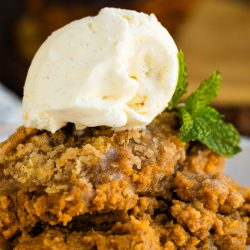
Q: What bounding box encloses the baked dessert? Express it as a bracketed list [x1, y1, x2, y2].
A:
[0, 7, 249, 250]
[0, 113, 249, 249]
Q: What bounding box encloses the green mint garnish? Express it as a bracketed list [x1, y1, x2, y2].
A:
[167, 51, 188, 110]
[168, 53, 241, 157]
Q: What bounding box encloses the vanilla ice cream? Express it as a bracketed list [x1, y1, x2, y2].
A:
[23, 8, 179, 132]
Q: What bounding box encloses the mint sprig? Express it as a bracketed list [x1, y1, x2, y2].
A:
[185, 71, 221, 110]
[168, 53, 241, 157]
[167, 51, 188, 110]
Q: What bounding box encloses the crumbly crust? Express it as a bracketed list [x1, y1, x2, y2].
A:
[0, 113, 249, 249]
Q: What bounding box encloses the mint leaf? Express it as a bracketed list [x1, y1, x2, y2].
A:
[165, 51, 241, 157]
[179, 71, 241, 157]
[167, 51, 188, 110]
[192, 106, 221, 122]
[179, 107, 220, 142]
[185, 71, 221, 111]
[179, 108, 196, 141]
[200, 121, 241, 157]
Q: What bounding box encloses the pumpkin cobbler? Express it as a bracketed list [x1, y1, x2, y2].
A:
[1, 5, 249, 250]
[0, 113, 249, 250]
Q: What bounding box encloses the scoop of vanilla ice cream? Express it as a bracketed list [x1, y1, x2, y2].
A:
[23, 7, 178, 132]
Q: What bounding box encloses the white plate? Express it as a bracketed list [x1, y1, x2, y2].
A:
[225, 136, 250, 187]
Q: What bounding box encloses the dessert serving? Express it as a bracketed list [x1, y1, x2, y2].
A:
[0, 8, 249, 250]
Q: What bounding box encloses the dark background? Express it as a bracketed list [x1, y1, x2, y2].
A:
[0, 0, 195, 96]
